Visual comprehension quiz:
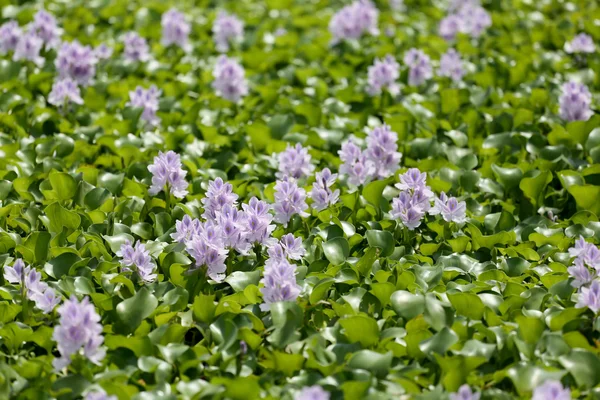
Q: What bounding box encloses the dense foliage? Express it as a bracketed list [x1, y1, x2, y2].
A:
[1, 0, 600, 399]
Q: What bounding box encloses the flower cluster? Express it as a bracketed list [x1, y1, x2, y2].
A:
[404, 48, 432, 86]
[31, 9, 62, 49]
[261, 234, 304, 310]
[310, 168, 340, 211]
[94, 43, 113, 60]
[162, 8, 191, 49]
[439, 2, 491, 40]
[0, 21, 21, 54]
[295, 386, 330, 400]
[3, 259, 61, 314]
[128, 85, 162, 126]
[147, 150, 188, 198]
[329, 0, 379, 44]
[273, 179, 309, 226]
[559, 81, 593, 122]
[532, 380, 571, 400]
[123, 32, 150, 62]
[201, 177, 239, 220]
[48, 78, 84, 106]
[339, 140, 374, 186]
[52, 296, 105, 370]
[430, 192, 467, 223]
[55, 41, 97, 86]
[212, 56, 248, 102]
[564, 33, 596, 54]
[568, 237, 600, 312]
[212, 11, 244, 53]
[439, 48, 464, 82]
[277, 143, 315, 180]
[449, 385, 480, 400]
[117, 240, 157, 283]
[13, 32, 44, 66]
[366, 55, 400, 96]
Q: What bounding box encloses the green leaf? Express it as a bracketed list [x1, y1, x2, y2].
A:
[390, 291, 425, 320]
[49, 171, 77, 201]
[116, 287, 158, 333]
[366, 230, 395, 257]
[339, 315, 379, 347]
[448, 292, 485, 320]
[322, 237, 349, 265]
[559, 350, 600, 389]
[44, 202, 81, 233]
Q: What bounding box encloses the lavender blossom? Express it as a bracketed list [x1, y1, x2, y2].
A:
[310, 168, 340, 211]
[0, 21, 22, 54]
[202, 178, 239, 221]
[117, 240, 157, 283]
[439, 48, 464, 82]
[396, 168, 433, 196]
[55, 41, 97, 86]
[273, 179, 309, 226]
[212, 55, 248, 102]
[439, 15, 461, 40]
[391, 197, 426, 230]
[367, 55, 400, 96]
[568, 258, 596, 288]
[3, 259, 27, 284]
[186, 221, 228, 282]
[260, 258, 301, 311]
[559, 81, 593, 122]
[122, 32, 150, 62]
[329, 0, 379, 44]
[94, 44, 113, 60]
[577, 280, 600, 313]
[128, 85, 162, 126]
[162, 8, 191, 49]
[31, 288, 62, 314]
[31, 10, 62, 49]
[85, 390, 117, 400]
[404, 48, 432, 86]
[48, 78, 84, 106]
[242, 197, 275, 245]
[295, 386, 330, 400]
[429, 192, 467, 223]
[457, 5, 492, 38]
[52, 296, 106, 370]
[13, 32, 44, 66]
[365, 125, 402, 178]
[564, 33, 595, 54]
[212, 11, 244, 52]
[532, 380, 571, 400]
[449, 384, 480, 400]
[218, 204, 250, 253]
[569, 236, 593, 260]
[279, 234, 306, 260]
[171, 215, 201, 243]
[3, 259, 60, 314]
[338, 140, 375, 186]
[277, 143, 315, 180]
[147, 150, 188, 199]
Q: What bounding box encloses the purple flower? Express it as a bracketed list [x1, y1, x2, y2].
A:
[565, 33, 595, 54]
[122, 32, 150, 62]
[94, 44, 113, 60]
[31, 288, 62, 314]
[279, 234, 305, 260]
[429, 192, 467, 223]
[13, 32, 44, 66]
[449, 384, 480, 400]
[338, 140, 375, 186]
[532, 380, 571, 400]
[186, 221, 228, 282]
[0, 21, 22, 54]
[55, 41, 97, 86]
[202, 178, 239, 221]
[457, 5, 492, 38]
[366, 125, 402, 179]
[117, 240, 157, 283]
[569, 236, 593, 260]
[396, 168, 433, 196]
[391, 201, 425, 230]
[559, 81, 593, 122]
[3, 259, 27, 284]
[147, 151, 188, 199]
[128, 85, 162, 126]
[577, 280, 600, 313]
[242, 197, 275, 245]
[310, 168, 340, 211]
[273, 179, 309, 226]
[404, 48, 432, 86]
[568, 258, 596, 288]
[48, 78, 84, 106]
[162, 8, 191, 49]
[52, 296, 105, 370]
[439, 48, 464, 82]
[277, 143, 315, 180]
[85, 390, 117, 400]
[213, 11, 244, 52]
[329, 0, 379, 44]
[212, 55, 248, 102]
[439, 15, 461, 40]
[31, 10, 62, 49]
[171, 215, 202, 243]
[3, 259, 60, 314]
[218, 204, 250, 253]
[260, 258, 301, 311]
[367, 55, 400, 96]
[295, 386, 330, 400]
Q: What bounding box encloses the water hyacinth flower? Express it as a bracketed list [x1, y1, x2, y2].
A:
[439, 3, 491, 40]
[147, 150, 188, 199]
[295, 386, 330, 400]
[329, 0, 379, 44]
[559, 81, 593, 122]
[171, 215, 201, 243]
[218, 204, 250, 253]
[52, 296, 106, 370]
[117, 240, 157, 283]
[277, 143, 315, 180]
[13, 32, 45, 66]
[532, 380, 571, 400]
[391, 169, 435, 230]
[429, 192, 467, 223]
[310, 168, 340, 211]
[338, 140, 375, 186]
[85, 390, 117, 400]
[439, 15, 461, 40]
[31, 9, 62, 49]
[396, 168, 433, 196]
[278, 233, 306, 260]
[162, 8, 191, 49]
[122, 32, 150, 62]
[449, 384, 480, 400]
[404, 48, 432, 86]
[186, 221, 229, 282]
[568, 258, 596, 288]
[390, 192, 426, 230]
[260, 258, 301, 311]
[0, 21, 22, 54]
[439, 48, 464, 82]
[94, 43, 113, 60]
[564, 33, 595, 54]
[367, 55, 400, 96]
[242, 197, 275, 245]
[48, 78, 84, 106]
[202, 178, 239, 221]
[365, 125, 402, 179]
[55, 41, 97, 86]
[128, 85, 162, 126]
[212, 55, 248, 102]
[3, 259, 61, 314]
[212, 11, 244, 52]
[273, 179, 309, 226]
[577, 280, 600, 313]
